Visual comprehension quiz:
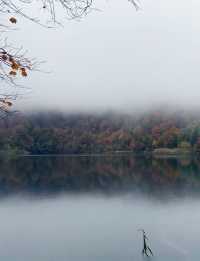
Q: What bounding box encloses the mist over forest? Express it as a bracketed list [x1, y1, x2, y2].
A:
[0, 2, 200, 261]
[0, 107, 200, 155]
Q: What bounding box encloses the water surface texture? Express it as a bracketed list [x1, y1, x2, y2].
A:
[0, 155, 199, 261]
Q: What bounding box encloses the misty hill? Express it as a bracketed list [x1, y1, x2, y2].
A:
[1, 110, 200, 155]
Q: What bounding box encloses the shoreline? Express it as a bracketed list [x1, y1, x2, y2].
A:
[0, 149, 198, 159]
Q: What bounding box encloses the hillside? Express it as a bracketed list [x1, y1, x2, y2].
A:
[1, 110, 200, 155]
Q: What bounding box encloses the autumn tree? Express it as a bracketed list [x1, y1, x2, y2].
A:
[0, 0, 140, 117]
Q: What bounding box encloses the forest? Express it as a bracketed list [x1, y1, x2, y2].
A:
[0, 109, 200, 156]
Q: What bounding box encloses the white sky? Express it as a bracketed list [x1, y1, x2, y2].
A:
[8, 0, 200, 112]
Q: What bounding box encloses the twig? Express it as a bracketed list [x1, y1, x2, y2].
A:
[138, 229, 154, 257]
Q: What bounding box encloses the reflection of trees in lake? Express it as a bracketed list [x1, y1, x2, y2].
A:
[0, 156, 200, 197]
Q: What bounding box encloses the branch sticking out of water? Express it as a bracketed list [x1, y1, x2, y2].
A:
[138, 229, 154, 257]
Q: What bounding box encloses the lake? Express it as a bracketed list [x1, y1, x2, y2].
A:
[0, 155, 199, 260]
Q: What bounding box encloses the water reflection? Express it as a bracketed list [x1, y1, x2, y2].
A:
[0, 195, 198, 261]
[0, 155, 199, 197]
[0, 156, 199, 260]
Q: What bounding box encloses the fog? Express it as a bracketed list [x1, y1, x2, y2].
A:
[7, 0, 200, 112]
[0, 156, 198, 260]
[0, 194, 198, 261]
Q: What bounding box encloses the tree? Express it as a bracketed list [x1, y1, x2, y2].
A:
[0, 0, 139, 117]
[0, 1, 140, 22]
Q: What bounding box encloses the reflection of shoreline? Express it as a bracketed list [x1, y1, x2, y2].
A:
[0, 156, 199, 197]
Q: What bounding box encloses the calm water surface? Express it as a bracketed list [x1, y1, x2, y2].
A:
[0, 155, 199, 261]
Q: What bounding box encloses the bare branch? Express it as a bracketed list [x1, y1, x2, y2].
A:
[0, 0, 140, 116]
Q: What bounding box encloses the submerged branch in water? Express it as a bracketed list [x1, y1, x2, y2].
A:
[138, 229, 154, 257]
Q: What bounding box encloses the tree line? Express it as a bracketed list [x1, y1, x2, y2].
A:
[1, 109, 200, 155]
